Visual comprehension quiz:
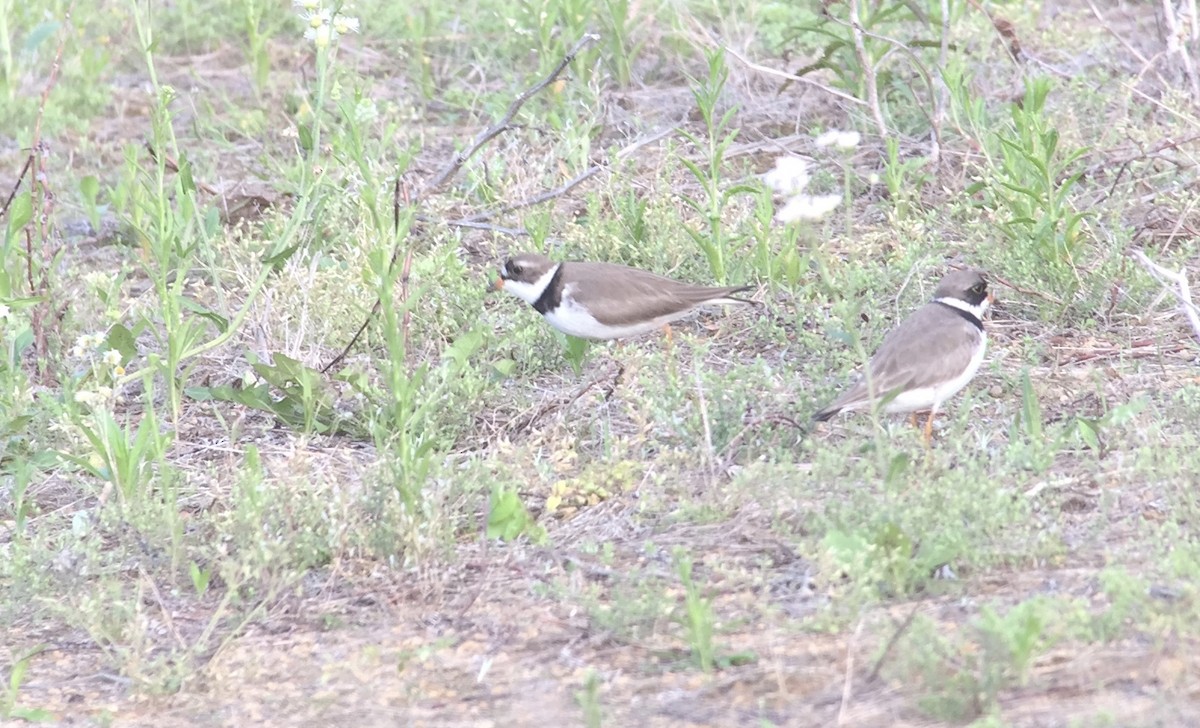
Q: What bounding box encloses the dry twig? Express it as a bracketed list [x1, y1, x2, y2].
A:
[1131, 248, 1200, 344]
[847, 0, 888, 138]
[866, 601, 922, 683]
[721, 45, 867, 107]
[509, 361, 625, 434]
[0, 154, 33, 221]
[1162, 0, 1200, 103]
[25, 2, 75, 374]
[415, 34, 599, 204]
[462, 125, 676, 224]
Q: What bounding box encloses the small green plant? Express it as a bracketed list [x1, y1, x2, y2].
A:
[782, 2, 946, 134]
[950, 68, 1088, 302]
[984, 76, 1089, 296]
[187, 353, 352, 436]
[673, 549, 716, 672]
[70, 401, 170, 506]
[240, 0, 284, 91]
[882, 136, 930, 220]
[188, 561, 211, 596]
[487, 483, 544, 542]
[894, 598, 1062, 722]
[1010, 368, 1052, 471]
[823, 520, 951, 600]
[1, 646, 52, 722]
[679, 48, 757, 284]
[575, 669, 603, 728]
[975, 599, 1052, 692]
[1010, 370, 1145, 471]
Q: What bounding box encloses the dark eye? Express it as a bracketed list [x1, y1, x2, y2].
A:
[971, 283, 985, 295]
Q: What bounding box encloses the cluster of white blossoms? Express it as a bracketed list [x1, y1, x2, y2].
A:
[70, 333, 106, 359]
[814, 129, 861, 150]
[70, 333, 126, 409]
[764, 157, 842, 223]
[74, 386, 114, 408]
[295, 0, 360, 49]
[764, 128, 861, 224]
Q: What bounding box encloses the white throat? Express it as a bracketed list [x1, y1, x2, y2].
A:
[502, 264, 561, 306]
[934, 295, 989, 322]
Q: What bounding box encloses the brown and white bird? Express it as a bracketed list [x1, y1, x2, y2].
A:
[813, 269, 993, 442]
[494, 252, 755, 340]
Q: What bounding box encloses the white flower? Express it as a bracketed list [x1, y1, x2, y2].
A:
[302, 8, 331, 28]
[763, 156, 811, 196]
[777, 194, 842, 223]
[293, 0, 322, 8]
[333, 14, 360, 34]
[815, 130, 861, 149]
[305, 23, 333, 48]
[103, 349, 122, 366]
[71, 333, 105, 358]
[0, 304, 9, 321]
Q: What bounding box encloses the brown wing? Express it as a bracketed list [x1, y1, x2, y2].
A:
[814, 304, 982, 418]
[566, 261, 753, 327]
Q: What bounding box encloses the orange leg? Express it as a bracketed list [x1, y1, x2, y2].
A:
[923, 410, 935, 447]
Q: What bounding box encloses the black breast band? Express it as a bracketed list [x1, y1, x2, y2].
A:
[532, 265, 566, 314]
[934, 300, 983, 330]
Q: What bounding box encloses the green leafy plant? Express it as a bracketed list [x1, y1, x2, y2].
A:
[782, 2, 945, 135]
[1, 645, 52, 722]
[187, 353, 354, 436]
[823, 519, 954, 599]
[975, 77, 1090, 298]
[1010, 370, 1145, 471]
[70, 401, 170, 505]
[575, 669, 603, 728]
[882, 136, 930, 220]
[673, 549, 716, 672]
[487, 483, 543, 542]
[678, 48, 757, 283]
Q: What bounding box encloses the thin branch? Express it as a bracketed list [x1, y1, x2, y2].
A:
[847, 0, 888, 138]
[465, 166, 602, 224]
[428, 217, 532, 237]
[866, 602, 921, 683]
[722, 44, 868, 107]
[1131, 248, 1200, 344]
[1162, 0, 1200, 103]
[932, 0, 950, 165]
[414, 33, 599, 203]
[28, 2, 74, 376]
[463, 125, 677, 224]
[0, 154, 33, 221]
[509, 361, 624, 434]
[946, 262, 1065, 305]
[837, 617, 865, 726]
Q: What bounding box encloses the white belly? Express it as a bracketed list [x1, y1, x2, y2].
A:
[883, 334, 987, 413]
[544, 297, 675, 340]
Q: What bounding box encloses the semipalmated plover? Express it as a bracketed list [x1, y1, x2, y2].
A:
[813, 269, 993, 442]
[495, 253, 755, 340]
